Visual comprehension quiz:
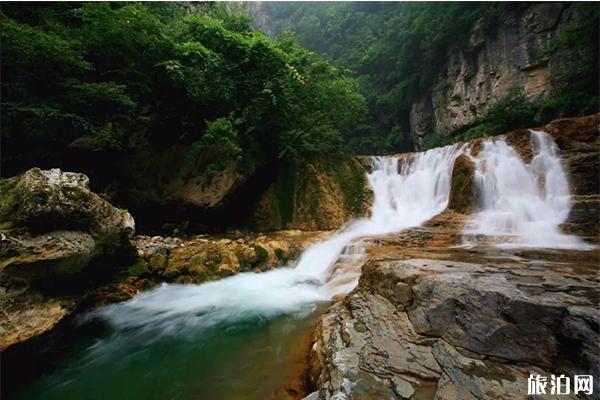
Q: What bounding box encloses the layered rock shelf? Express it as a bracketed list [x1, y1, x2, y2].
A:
[303, 114, 600, 399]
[306, 248, 599, 399]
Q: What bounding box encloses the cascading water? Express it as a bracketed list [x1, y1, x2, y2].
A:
[462, 130, 592, 249]
[14, 146, 464, 400]
[293, 144, 464, 296]
[91, 143, 465, 332]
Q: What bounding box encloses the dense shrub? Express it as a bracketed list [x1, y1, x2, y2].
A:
[1, 3, 366, 177]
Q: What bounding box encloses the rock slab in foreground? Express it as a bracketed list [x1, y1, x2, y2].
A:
[307, 251, 599, 399]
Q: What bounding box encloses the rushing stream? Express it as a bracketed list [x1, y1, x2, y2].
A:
[462, 130, 592, 249]
[11, 131, 590, 399]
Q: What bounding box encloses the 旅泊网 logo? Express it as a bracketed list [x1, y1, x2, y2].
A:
[527, 374, 593, 396]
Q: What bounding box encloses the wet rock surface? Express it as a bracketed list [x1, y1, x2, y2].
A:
[1, 115, 598, 396]
[447, 154, 476, 213]
[252, 156, 371, 231]
[0, 168, 137, 350]
[0, 229, 330, 351]
[306, 248, 598, 399]
[502, 114, 600, 243]
[0, 168, 331, 351]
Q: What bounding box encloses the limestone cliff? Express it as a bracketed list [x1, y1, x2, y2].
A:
[410, 3, 584, 146]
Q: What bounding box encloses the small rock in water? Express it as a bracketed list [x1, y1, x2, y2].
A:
[295, 277, 321, 287]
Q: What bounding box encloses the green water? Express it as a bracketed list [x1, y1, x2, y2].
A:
[12, 305, 326, 400]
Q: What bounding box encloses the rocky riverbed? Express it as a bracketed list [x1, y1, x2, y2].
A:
[0, 166, 331, 351]
[302, 114, 600, 399]
[305, 245, 599, 399]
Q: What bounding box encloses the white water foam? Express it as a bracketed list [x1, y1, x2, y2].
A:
[463, 130, 592, 249]
[93, 145, 463, 333]
[93, 130, 592, 335]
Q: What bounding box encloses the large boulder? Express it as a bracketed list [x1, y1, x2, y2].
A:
[117, 145, 246, 209]
[0, 168, 135, 282]
[447, 154, 476, 213]
[252, 155, 372, 231]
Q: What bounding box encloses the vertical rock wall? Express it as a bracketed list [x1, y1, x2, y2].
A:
[410, 3, 582, 146]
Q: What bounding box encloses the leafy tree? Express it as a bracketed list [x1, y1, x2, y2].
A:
[1, 2, 365, 178]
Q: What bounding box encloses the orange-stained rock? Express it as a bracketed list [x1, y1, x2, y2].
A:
[447, 154, 476, 213]
[252, 155, 372, 231]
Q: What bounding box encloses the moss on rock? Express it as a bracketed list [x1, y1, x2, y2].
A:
[0, 168, 135, 284]
[252, 155, 371, 231]
[132, 231, 330, 283]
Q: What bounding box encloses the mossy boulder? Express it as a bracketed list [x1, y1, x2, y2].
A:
[131, 231, 330, 283]
[252, 155, 372, 231]
[0, 168, 135, 283]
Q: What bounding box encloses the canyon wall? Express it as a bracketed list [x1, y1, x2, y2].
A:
[409, 3, 583, 146]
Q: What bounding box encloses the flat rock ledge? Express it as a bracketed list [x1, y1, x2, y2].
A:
[305, 250, 599, 399]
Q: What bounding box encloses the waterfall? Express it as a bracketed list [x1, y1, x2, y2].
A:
[294, 144, 464, 296]
[89, 130, 591, 335]
[463, 130, 591, 249]
[91, 145, 463, 335]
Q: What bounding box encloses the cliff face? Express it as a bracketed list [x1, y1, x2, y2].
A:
[99, 140, 371, 234]
[409, 3, 581, 146]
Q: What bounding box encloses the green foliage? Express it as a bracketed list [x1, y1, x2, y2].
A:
[539, 90, 600, 120]
[1, 3, 365, 177]
[273, 162, 296, 227]
[254, 3, 598, 153]
[468, 90, 537, 136]
[423, 85, 598, 149]
[251, 245, 269, 267]
[459, 86, 598, 144]
[3, 2, 597, 168]
[447, 89, 539, 144]
[186, 116, 242, 175]
[254, 3, 502, 154]
[128, 260, 151, 276]
[421, 134, 453, 152]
